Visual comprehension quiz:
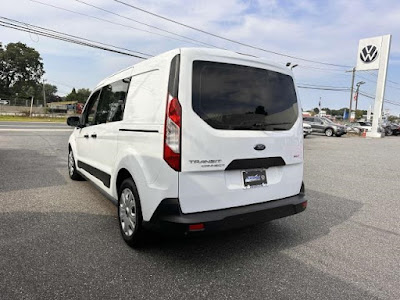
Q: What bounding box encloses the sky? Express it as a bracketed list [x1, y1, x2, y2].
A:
[1, 0, 400, 115]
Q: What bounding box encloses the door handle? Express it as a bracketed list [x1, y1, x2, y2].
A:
[84, 134, 89, 138]
[91, 134, 97, 138]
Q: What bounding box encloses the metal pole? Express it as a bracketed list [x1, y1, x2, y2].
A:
[355, 84, 360, 112]
[42, 79, 47, 109]
[347, 67, 356, 120]
[29, 97, 34, 117]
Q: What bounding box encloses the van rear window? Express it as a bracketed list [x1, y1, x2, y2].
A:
[192, 61, 298, 130]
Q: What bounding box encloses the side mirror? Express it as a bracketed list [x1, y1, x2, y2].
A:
[67, 116, 81, 127]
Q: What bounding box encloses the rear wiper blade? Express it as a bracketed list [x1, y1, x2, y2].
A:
[229, 122, 293, 130]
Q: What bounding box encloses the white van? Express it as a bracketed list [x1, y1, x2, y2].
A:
[67, 48, 307, 247]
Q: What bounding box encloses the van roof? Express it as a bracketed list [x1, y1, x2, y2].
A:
[95, 47, 290, 89]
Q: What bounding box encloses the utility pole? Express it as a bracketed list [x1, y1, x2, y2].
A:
[318, 97, 322, 117]
[42, 79, 47, 109]
[29, 96, 34, 117]
[347, 67, 356, 120]
[354, 81, 365, 113]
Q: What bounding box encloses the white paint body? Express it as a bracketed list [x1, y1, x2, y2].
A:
[68, 48, 304, 221]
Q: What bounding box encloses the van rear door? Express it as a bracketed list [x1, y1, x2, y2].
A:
[178, 51, 303, 214]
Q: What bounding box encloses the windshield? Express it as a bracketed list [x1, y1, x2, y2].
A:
[192, 61, 298, 131]
[321, 117, 334, 124]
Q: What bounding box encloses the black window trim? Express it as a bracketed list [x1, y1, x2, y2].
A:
[81, 89, 102, 127]
[82, 76, 132, 127]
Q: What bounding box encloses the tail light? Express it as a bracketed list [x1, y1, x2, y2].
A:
[164, 95, 181, 171]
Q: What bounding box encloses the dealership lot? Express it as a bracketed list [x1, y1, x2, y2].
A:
[0, 123, 399, 299]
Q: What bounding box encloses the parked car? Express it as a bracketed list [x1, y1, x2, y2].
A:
[382, 122, 400, 136]
[66, 48, 307, 247]
[303, 123, 312, 137]
[0, 100, 9, 105]
[303, 116, 347, 137]
[350, 121, 385, 134]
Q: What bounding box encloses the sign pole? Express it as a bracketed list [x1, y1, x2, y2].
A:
[367, 35, 391, 137]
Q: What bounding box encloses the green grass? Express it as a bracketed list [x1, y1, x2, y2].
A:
[0, 115, 67, 123]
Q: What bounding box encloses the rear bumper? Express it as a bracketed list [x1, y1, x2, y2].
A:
[143, 193, 307, 235]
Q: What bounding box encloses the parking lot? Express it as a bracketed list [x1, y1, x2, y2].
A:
[0, 123, 399, 299]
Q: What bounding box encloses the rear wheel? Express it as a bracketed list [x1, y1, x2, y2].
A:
[386, 128, 393, 136]
[118, 178, 144, 247]
[68, 149, 83, 180]
[325, 128, 333, 137]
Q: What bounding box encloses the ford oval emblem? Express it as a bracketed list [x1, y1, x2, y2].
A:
[254, 144, 266, 151]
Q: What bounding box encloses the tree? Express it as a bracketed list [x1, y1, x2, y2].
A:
[43, 83, 58, 102]
[65, 87, 91, 102]
[0, 42, 44, 98]
[76, 88, 91, 102]
[65, 88, 77, 101]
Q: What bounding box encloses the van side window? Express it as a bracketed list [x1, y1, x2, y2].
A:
[95, 77, 131, 124]
[84, 90, 101, 126]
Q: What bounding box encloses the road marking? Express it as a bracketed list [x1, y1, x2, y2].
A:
[0, 128, 72, 132]
[0, 124, 67, 127]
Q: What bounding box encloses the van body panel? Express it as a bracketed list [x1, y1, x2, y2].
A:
[113, 135, 179, 221]
[68, 47, 305, 233]
[177, 48, 303, 214]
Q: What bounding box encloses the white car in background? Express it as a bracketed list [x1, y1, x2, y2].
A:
[349, 121, 384, 134]
[0, 100, 9, 105]
[303, 123, 312, 137]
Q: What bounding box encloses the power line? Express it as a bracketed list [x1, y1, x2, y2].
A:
[0, 21, 142, 58]
[73, 0, 223, 49]
[29, 0, 208, 48]
[113, 0, 352, 68]
[298, 86, 350, 91]
[298, 83, 350, 89]
[0, 17, 149, 59]
[2, 16, 151, 57]
[358, 91, 400, 106]
[297, 65, 350, 73]
[365, 70, 400, 86]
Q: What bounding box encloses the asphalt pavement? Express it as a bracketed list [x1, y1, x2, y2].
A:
[0, 122, 399, 299]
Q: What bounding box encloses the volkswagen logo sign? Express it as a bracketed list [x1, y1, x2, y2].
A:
[254, 144, 266, 151]
[360, 45, 378, 63]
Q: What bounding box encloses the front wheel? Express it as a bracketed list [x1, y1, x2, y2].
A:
[325, 128, 333, 137]
[386, 128, 393, 136]
[68, 149, 83, 180]
[118, 178, 144, 247]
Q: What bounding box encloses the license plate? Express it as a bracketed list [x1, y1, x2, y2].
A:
[242, 169, 267, 187]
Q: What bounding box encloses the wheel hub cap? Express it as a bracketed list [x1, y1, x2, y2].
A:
[119, 188, 136, 236]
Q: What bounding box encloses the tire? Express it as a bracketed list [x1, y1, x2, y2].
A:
[118, 178, 144, 247]
[68, 148, 83, 180]
[325, 128, 333, 137]
[386, 128, 393, 136]
[335, 133, 342, 137]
